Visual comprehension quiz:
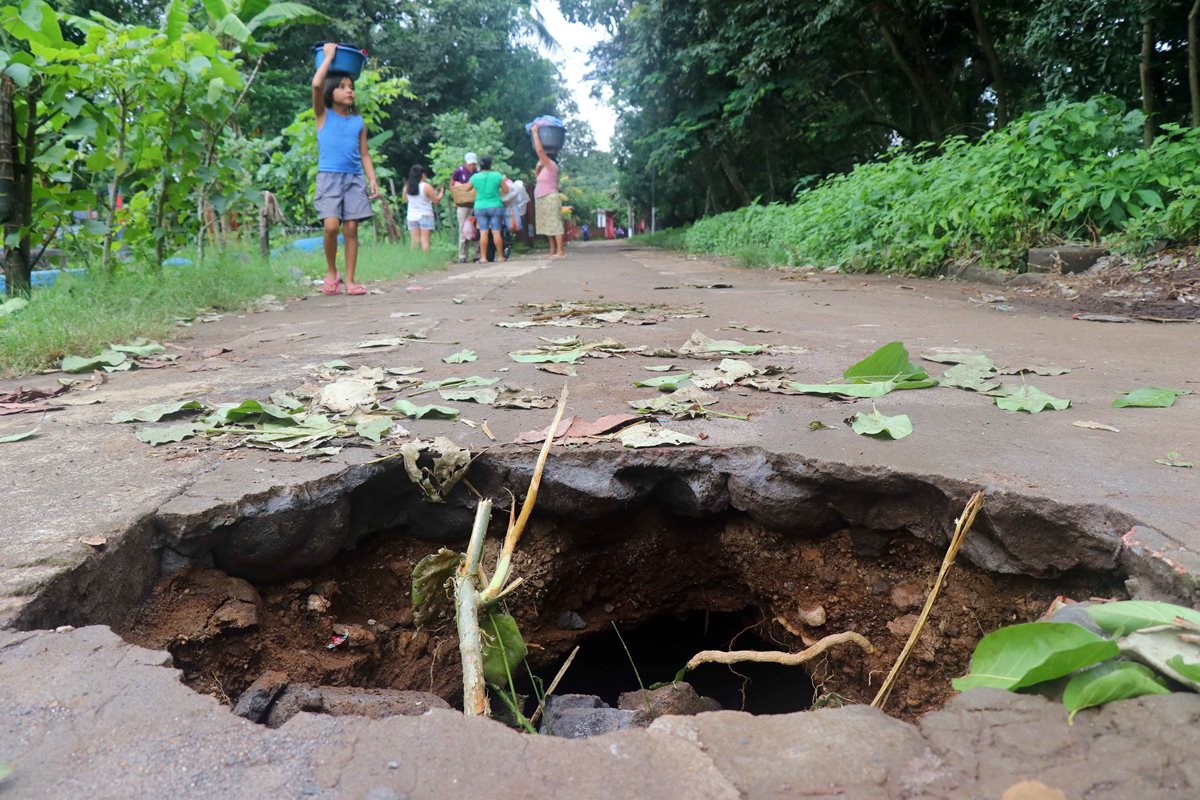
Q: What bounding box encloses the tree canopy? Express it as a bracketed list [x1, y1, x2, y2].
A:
[566, 0, 1200, 225]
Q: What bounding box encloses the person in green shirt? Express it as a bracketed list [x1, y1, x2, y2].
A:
[469, 156, 512, 263]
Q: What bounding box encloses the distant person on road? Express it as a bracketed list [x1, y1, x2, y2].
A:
[452, 153, 479, 262]
[581, 222, 590, 242]
[312, 42, 378, 296]
[404, 164, 443, 252]
[469, 156, 511, 263]
[532, 123, 564, 258]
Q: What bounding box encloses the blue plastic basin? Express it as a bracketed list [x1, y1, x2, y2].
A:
[313, 44, 367, 79]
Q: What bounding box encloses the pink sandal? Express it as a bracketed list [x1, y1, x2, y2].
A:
[346, 283, 367, 296]
[321, 275, 340, 295]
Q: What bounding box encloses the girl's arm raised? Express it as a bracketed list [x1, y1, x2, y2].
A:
[360, 125, 380, 199]
[423, 181, 444, 203]
[312, 42, 337, 121]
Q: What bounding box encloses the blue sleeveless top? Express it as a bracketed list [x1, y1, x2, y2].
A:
[317, 112, 364, 174]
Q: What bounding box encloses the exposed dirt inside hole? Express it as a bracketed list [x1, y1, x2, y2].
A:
[119, 507, 1123, 722]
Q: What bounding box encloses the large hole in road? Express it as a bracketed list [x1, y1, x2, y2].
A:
[115, 500, 1122, 726]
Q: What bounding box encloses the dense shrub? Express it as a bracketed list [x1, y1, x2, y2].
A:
[685, 98, 1200, 273]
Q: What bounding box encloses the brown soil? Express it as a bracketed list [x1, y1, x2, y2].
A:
[119, 508, 1121, 722]
[1017, 249, 1200, 321]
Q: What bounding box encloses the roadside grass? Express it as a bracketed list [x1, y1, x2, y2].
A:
[0, 237, 451, 378]
[633, 228, 688, 250]
[633, 226, 791, 270]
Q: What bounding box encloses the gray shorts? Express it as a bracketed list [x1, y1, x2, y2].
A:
[315, 172, 373, 222]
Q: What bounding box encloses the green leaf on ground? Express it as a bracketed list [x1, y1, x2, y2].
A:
[438, 386, 500, 405]
[785, 381, 897, 398]
[62, 350, 126, 373]
[1113, 387, 1187, 409]
[356, 337, 406, 348]
[355, 417, 393, 443]
[849, 407, 913, 440]
[417, 376, 498, 391]
[411, 548, 463, 627]
[482, 611, 528, 687]
[994, 385, 1070, 413]
[393, 399, 459, 420]
[679, 330, 764, 355]
[629, 387, 722, 418]
[508, 347, 588, 363]
[442, 349, 477, 364]
[1063, 661, 1169, 723]
[844, 341, 928, 384]
[921, 350, 994, 368]
[207, 399, 299, 425]
[1083, 600, 1200, 635]
[940, 363, 1002, 393]
[135, 424, 203, 446]
[111, 400, 205, 424]
[1166, 655, 1200, 683]
[109, 339, 166, 357]
[323, 359, 353, 370]
[617, 426, 701, 447]
[0, 425, 39, 443]
[999, 365, 1071, 377]
[634, 372, 694, 391]
[1156, 452, 1193, 468]
[952, 622, 1119, 691]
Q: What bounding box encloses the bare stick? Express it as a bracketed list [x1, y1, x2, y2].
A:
[686, 631, 873, 671]
[482, 384, 569, 600]
[871, 490, 985, 710]
[455, 499, 493, 717]
[528, 645, 581, 728]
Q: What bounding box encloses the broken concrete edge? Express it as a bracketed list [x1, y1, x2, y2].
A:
[4, 624, 1199, 799]
[6, 443, 1198, 632]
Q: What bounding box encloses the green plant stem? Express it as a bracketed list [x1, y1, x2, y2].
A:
[612, 622, 653, 717]
[455, 499, 493, 717]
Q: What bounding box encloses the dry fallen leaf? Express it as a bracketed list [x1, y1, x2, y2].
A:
[1072, 421, 1119, 432]
[79, 535, 108, 547]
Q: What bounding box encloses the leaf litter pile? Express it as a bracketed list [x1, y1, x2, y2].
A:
[31, 296, 1189, 467]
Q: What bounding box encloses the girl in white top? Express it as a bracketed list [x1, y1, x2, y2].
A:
[404, 164, 444, 252]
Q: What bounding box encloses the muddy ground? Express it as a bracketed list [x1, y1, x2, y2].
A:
[120, 508, 1119, 723]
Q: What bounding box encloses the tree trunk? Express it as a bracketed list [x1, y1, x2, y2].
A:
[102, 91, 128, 273]
[154, 79, 189, 270]
[969, 0, 1009, 128]
[876, 18, 943, 139]
[708, 136, 751, 207]
[1190, 0, 1200, 126]
[2, 78, 32, 297]
[1141, 17, 1157, 147]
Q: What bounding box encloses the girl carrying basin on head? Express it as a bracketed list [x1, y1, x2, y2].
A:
[312, 42, 379, 295]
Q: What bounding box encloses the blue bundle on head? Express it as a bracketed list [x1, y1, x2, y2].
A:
[527, 116, 566, 156]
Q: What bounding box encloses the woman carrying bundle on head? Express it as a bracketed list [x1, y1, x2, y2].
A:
[531, 122, 564, 259]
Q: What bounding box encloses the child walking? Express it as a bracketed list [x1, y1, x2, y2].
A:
[404, 164, 443, 252]
[313, 42, 379, 295]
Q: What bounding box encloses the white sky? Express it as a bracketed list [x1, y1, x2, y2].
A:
[536, 0, 616, 151]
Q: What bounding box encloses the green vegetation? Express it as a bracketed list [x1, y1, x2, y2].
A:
[955, 601, 1200, 722]
[683, 99, 1200, 273]
[0, 238, 448, 377]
